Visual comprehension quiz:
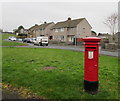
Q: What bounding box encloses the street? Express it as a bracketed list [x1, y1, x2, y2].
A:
[1, 39, 119, 57]
[22, 42, 118, 57]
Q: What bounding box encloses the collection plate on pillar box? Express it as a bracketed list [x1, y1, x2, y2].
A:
[88, 51, 94, 59]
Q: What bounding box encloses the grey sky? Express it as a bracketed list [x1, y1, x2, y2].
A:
[2, 2, 118, 34]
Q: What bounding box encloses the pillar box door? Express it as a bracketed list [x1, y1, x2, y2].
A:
[82, 37, 101, 93]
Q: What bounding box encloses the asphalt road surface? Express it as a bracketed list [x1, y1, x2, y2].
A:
[13, 42, 119, 57]
[3, 39, 118, 57]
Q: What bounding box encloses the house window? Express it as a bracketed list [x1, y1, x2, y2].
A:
[60, 28, 64, 32]
[60, 35, 64, 41]
[83, 28, 85, 29]
[69, 36, 74, 42]
[55, 29, 58, 32]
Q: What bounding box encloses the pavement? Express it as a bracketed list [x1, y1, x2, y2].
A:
[2, 88, 24, 100]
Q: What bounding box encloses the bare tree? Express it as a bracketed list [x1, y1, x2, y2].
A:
[104, 13, 118, 41]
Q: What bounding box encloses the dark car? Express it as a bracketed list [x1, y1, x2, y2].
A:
[23, 38, 28, 42]
[23, 38, 32, 43]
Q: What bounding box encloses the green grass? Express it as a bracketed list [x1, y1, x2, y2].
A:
[1, 34, 28, 46]
[2, 47, 118, 99]
[2, 33, 16, 40]
[2, 41, 28, 46]
[0, 34, 2, 82]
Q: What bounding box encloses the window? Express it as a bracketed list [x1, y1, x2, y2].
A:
[55, 29, 58, 32]
[60, 28, 64, 32]
[55, 28, 64, 32]
[60, 36, 64, 41]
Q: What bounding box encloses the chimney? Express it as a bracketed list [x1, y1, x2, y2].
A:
[35, 24, 38, 26]
[44, 21, 47, 24]
[67, 17, 71, 21]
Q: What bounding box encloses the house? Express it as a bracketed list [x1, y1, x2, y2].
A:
[50, 17, 92, 43]
[98, 33, 111, 39]
[28, 24, 39, 38]
[28, 22, 54, 38]
[98, 33, 112, 43]
[114, 32, 120, 44]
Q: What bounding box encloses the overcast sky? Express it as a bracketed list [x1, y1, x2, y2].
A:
[1, 1, 118, 34]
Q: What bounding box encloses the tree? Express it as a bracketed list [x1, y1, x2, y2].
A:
[104, 13, 118, 41]
[13, 26, 24, 34]
[17, 25, 24, 34]
[18, 25, 24, 30]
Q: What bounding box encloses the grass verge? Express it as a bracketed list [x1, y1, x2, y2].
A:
[2, 47, 118, 99]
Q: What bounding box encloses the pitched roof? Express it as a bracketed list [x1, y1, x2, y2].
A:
[98, 33, 112, 37]
[28, 24, 39, 31]
[29, 22, 53, 31]
[37, 22, 53, 30]
[51, 18, 85, 29]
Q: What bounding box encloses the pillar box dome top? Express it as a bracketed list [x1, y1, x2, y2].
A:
[82, 37, 101, 42]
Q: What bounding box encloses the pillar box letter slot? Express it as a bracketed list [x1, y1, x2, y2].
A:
[82, 37, 101, 94]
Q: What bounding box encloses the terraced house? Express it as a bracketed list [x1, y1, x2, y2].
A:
[28, 22, 54, 38]
[50, 17, 92, 43]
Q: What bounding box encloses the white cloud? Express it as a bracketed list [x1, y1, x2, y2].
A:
[2, 2, 118, 33]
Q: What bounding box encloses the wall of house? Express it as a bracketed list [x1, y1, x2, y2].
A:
[34, 23, 55, 37]
[35, 30, 40, 37]
[67, 27, 76, 35]
[35, 29, 44, 37]
[50, 28, 68, 42]
[44, 23, 55, 36]
[76, 19, 92, 38]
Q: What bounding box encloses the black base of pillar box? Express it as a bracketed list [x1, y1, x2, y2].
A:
[84, 80, 98, 94]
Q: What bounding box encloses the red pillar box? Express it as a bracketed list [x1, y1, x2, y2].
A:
[82, 37, 101, 93]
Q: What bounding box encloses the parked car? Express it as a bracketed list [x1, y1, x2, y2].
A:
[23, 38, 27, 42]
[28, 38, 33, 43]
[31, 38, 36, 43]
[23, 38, 33, 43]
[8, 36, 12, 40]
[34, 37, 48, 46]
[17, 38, 23, 41]
[8, 36, 16, 41]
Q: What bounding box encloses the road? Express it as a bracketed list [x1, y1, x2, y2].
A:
[2, 40, 119, 57]
[25, 43, 118, 57]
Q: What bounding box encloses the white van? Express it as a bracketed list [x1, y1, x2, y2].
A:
[34, 37, 48, 46]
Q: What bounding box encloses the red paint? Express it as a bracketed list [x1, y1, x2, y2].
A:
[82, 37, 101, 82]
